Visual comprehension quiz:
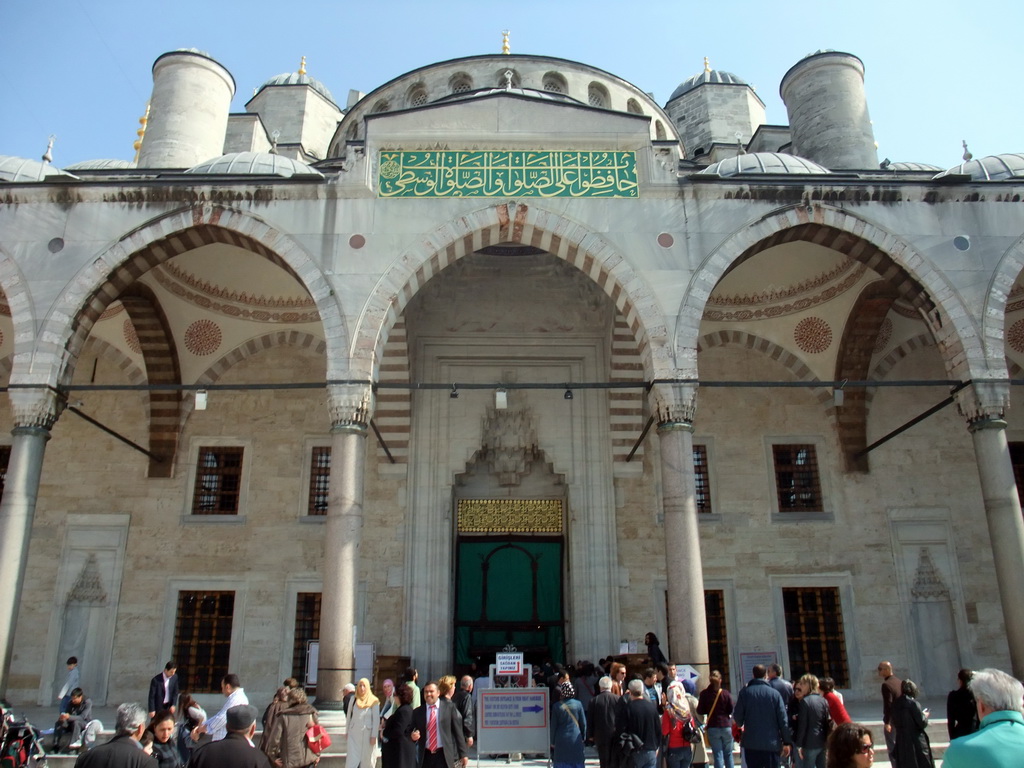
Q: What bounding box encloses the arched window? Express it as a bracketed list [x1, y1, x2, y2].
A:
[371, 99, 391, 114]
[542, 72, 567, 94]
[655, 120, 667, 140]
[408, 86, 428, 107]
[626, 98, 643, 115]
[450, 73, 473, 93]
[588, 83, 609, 108]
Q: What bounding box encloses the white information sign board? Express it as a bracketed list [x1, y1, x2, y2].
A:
[476, 687, 549, 754]
[495, 652, 524, 676]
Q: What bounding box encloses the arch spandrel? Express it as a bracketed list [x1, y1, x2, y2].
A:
[349, 201, 671, 383]
[0, 245, 36, 382]
[984, 232, 1024, 372]
[23, 205, 348, 391]
[676, 205, 984, 390]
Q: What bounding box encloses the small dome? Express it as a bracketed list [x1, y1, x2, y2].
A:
[258, 72, 336, 105]
[185, 152, 323, 178]
[669, 69, 747, 101]
[886, 161, 943, 172]
[934, 153, 1024, 181]
[65, 159, 134, 171]
[0, 155, 77, 182]
[699, 152, 830, 176]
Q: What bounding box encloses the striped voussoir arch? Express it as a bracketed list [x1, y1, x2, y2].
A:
[867, 334, 937, 406]
[194, 331, 327, 391]
[375, 319, 410, 463]
[79, 337, 146, 385]
[611, 314, 646, 463]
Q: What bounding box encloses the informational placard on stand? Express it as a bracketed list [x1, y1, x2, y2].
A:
[476, 687, 549, 755]
[739, 650, 779, 684]
[495, 652, 524, 676]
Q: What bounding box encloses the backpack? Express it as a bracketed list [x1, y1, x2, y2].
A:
[1, 728, 29, 768]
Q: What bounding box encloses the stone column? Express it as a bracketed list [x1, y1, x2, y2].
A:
[651, 383, 710, 686]
[0, 389, 60, 699]
[316, 383, 373, 708]
[968, 413, 1024, 678]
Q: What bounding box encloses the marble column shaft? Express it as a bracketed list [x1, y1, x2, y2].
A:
[316, 422, 367, 706]
[0, 425, 52, 698]
[969, 417, 1024, 678]
[658, 419, 710, 686]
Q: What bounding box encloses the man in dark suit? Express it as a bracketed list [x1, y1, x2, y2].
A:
[451, 676, 476, 747]
[587, 676, 621, 768]
[74, 702, 156, 768]
[412, 681, 468, 768]
[190, 704, 271, 768]
[147, 661, 180, 718]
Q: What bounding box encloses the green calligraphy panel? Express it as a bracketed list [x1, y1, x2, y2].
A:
[378, 150, 638, 198]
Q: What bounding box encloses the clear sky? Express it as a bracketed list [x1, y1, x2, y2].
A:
[1, 0, 1020, 169]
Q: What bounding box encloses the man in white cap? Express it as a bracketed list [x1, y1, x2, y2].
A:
[190, 704, 271, 768]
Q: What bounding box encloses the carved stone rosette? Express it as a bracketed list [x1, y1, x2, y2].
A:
[649, 381, 698, 428]
[9, 386, 62, 431]
[327, 383, 375, 432]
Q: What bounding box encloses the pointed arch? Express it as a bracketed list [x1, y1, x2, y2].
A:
[0, 245, 36, 380]
[349, 202, 669, 381]
[194, 331, 327, 388]
[866, 334, 938, 405]
[24, 205, 346, 391]
[678, 205, 981, 386]
[984, 232, 1024, 373]
[78, 338, 146, 385]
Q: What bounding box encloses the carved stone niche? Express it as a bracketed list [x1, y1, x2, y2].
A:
[456, 405, 565, 491]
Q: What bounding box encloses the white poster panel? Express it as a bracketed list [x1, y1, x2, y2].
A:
[476, 687, 549, 754]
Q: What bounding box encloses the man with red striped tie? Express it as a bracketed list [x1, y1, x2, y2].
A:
[411, 681, 469, 768]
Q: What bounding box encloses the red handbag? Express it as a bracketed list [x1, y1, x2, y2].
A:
[306, 723, 332, 754]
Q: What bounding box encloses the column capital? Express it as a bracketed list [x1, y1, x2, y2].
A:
[957, 380, 1010, 425]
[8, 387, 62, 431]
[327, 382, 375, 431]
[649, 381, 698, 427]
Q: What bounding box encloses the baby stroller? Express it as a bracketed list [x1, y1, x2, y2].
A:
[0, 702, 48, 768]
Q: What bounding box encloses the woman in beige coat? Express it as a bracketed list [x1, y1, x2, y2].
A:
[267, 687, 320, 768]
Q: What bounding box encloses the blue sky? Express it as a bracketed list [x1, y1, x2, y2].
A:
[1, 0, 1020, 168]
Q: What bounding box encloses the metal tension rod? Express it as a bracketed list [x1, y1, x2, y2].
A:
[369, 419, 395, 464]
[66, 405, 164, 462]
[853, 381, 971, 458]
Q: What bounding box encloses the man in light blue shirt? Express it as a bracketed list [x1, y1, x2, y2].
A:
[943, 667, 1024, 768]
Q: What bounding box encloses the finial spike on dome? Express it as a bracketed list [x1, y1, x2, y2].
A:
[298, 56, 306, 75]
[962, 140, 972, 162]
[502, 29, 510, 55]
[704, 56, 711, 73]
[41, 135, 55, 165]
[132, 103, 150, 163]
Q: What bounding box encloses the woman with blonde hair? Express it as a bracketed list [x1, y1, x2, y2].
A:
[347, 678, 381, 768]
[437, 675, 457, 700]
[795, 674, 831, 768]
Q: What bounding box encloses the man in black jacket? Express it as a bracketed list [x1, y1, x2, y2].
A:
[451, 676, 476, 747]
[587, 676, 621, 768]
[412, 681, 468, 768]
[74, 702, 156, 768]
[621, 679, 660, 768]
[147, 661, 179, 719]
[190, 704, 271, 768]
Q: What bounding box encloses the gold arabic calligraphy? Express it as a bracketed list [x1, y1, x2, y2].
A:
[378, 150, 639, 198]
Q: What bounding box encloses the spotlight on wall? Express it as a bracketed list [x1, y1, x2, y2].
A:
[495, 388, 508, 410]
[195, 390, 208, 411]
[564, 387, 574, 400]
[450, 384, 460, 399]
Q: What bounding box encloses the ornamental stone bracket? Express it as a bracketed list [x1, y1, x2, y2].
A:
[327, 383, 375, 430]
[8, 386, 63, 431]
[956, 379, 1010, 426]
[649, 381, 698, 426]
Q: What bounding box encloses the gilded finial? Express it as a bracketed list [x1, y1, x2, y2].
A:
[132, 103, 150, 164]
[41, 135, 55, 164]
[298, 56, 306, 76]
[962, 140, 972, 162]
[704, 56, 711, 73]
[502, 30, 510, 55]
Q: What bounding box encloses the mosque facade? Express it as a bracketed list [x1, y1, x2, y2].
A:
[1, 45, 1024, 709]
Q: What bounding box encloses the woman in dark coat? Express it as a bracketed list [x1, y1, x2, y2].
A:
[892, 679, 934, 768]
[946, 668, 979, 740]
[645, 633, 668, 666]
[550, 682, 586, 768]
[382, 683, 417, 768]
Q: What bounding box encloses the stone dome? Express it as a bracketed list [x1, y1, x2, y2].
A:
[934, 153, 1024, 181]
[64, 159, 134, 171]
[185, 152, 323, 178]
[887, 161, 943, 172]
[669, 69, 747, 101]
[699, 152, 830, 177]
[0, 155, 77, 182]
[258, 72, 337, 105]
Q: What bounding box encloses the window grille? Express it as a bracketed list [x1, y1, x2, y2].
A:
[588, 84, 607, 108]
[191, 446, 243, 514]
[410, 89, 428, 107]
[173, 591, 234, 692]
[705, 589, 730, 684]
[772, 444, 823, 512]
[693, 444, 712, 514]
[543, 75, 566, 94]
[292, 592, 321, 683]
[782, 586, 850, 687]
[308, 447, 331, 516]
